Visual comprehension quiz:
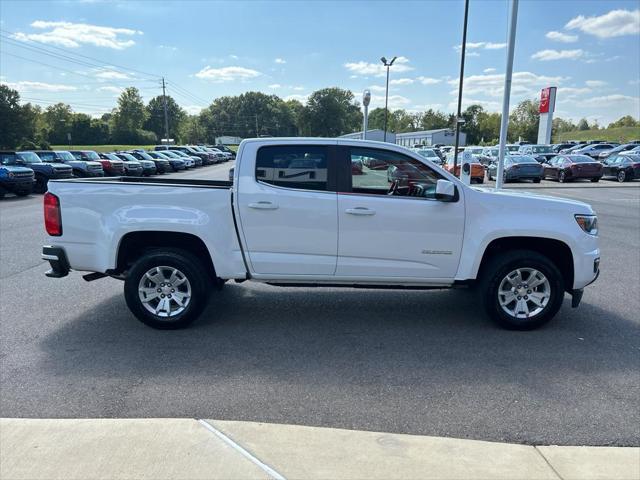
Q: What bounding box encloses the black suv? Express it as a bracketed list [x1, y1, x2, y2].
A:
[17, 151, 73, 193]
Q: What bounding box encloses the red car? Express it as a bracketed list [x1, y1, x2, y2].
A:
[543, 155, 603, 183]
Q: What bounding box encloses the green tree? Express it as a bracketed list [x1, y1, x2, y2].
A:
[577, 118, 590, 131]
[366, 107, 388, 131]
[43, 103, 74, 145]
[509, 99, 539, 143]
[180, 115, 206, 143]
[476, 111, 501, 144]
[299, 87, 362, 136]
[145, 95, 187, 141]
[0, 85, 27, 148]
[421, 109, 450, 131]
[111, 87, 150, 143]
[608, 115, 639, 128]
[460, 104, 485, 144]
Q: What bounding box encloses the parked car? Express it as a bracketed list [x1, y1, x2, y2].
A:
[0, 151, 35, 198]
[415, 148, 443, 166]
[480, 147, 499, 166]
[203, 146, 233, 161]
[602, 154, 640, 182]
[71, 150, 124, 176]
[598, 143, 638, 160]
[504, 144, 521, 154]
[162, 145, 213, 165]
[108, 153, 144, 176]
[165, 150, 196, 168]
[202, 147, 228, 163]
[16, 151, 73, 193]
[559, 144, 585, 154]
[150, 150, 186, 171]
[212, 144, 236, 158]
[351, 157, 363, 175]
[486, 155, 543, 183]
[190, 146, 219, 164]
[444, 154, 485, 183]
[543, 155, 603, 183]
[572, 143, 617, 159]
[123, 151, 158, 175]
[35, 150, 104, 178]
[518, 145, 557, 163]
[42, 137, 600, 331]
[552, 143, 576, 153]
[144, 151, 172, 173]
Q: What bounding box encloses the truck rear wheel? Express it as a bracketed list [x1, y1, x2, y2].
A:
[480, 249, 564, 330]
[124, 249, 212, 329]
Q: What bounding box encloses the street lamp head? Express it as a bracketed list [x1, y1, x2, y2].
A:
[389, 56, 398, 66]
[380, 57, 387, 65]
[363, 90, 371, 107]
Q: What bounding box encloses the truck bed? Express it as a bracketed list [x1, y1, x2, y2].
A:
[52, 176, 233, 189]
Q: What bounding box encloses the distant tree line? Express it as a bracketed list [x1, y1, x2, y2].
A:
[1, 83, 637, 149]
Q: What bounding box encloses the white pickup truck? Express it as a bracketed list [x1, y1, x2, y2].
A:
[42, 138, 600, 330]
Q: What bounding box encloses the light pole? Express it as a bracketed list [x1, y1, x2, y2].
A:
[380, 56, 397, 142]
[362, 90, 371, 140]
[453, 0, 470, 175]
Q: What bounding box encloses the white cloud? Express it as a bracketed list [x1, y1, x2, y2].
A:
[274, 58, 286, 64]
[416, 76, 441, 85]
[195, 66, 262, 82]
[531, 49, 584, 61]
[158, 44, 178, 52]
[284, 94, 308, 103]
[579, 94, 640, 108]
[454, 41, 507, 52]
[466, 52, 480, 57]
[557, 87, 592, 97]
[229, 54, 239, 60]
[448, 98, 501, 111]
[369, 94, 411, 110]
[97, 86, 123, 93]
[268, 83, 281, 89]
[3, 80, 77, 92]
[585, 80, 607, 88]
[12, 20, 142, 49]
[390, 78, 414, 86]
[448, 71, 568, 99]
[94, 69, 131, 80]
[292, 85, 305, 91]
[344, 56, 413, 77]
[483, 68, 496, 73]
[629, 79, 640, 86]
[184, 105, 204, 115]
[565, 9, 640, 38]
[545, 31, 578, 43]
[368, 85, 386, 92]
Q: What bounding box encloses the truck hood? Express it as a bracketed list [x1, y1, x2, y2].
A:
[472, 186, 594, 214]
[1, 165, 34, 174]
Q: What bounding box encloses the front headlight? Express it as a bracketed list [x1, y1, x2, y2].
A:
[575, 214, 598, 235]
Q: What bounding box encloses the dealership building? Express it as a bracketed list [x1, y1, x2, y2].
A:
[395, 129, 465, 147]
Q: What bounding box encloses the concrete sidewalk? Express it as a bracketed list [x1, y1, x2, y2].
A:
[1, 418, 638, 480]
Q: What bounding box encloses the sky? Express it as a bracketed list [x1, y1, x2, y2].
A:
[1, 0, 639, 126]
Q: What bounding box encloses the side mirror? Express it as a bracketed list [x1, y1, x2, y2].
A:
[435, 179, 456, 202]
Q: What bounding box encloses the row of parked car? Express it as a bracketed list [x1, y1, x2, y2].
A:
[410, 140, 640, 184]
[0, 144, 235, 198]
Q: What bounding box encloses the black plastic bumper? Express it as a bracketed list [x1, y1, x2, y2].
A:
[42, 246, 70, 278]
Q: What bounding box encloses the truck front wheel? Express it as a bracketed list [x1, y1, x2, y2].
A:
[124, 249, 212, 329]
[480, 250, 565, 330]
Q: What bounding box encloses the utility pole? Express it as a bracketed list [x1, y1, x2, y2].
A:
[161, 77, 170, 144]
[453, 0, 470, 175]
[496, 0, 519, 189]
[255, 114, 259, 138]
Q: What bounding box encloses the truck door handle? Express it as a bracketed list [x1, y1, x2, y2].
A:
[248, 201, 279, 210]
[345, 207, 376, 216]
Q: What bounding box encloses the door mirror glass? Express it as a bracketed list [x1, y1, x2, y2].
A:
[435, 179, 456, 202]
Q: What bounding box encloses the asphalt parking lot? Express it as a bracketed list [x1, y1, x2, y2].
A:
[0, 163, 638, 447]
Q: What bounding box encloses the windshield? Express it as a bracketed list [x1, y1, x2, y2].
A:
[16, 152, 42, 163]
[172, 151, 188, 157]
[568, 155, 595, 163]
[0, 153, 19, 165]
[135, 151, 154, 160]
[417, 149, 437, 158]
[532, 146, 552, 153]
[509, 155, 537, 164]
[118, 153, 137, 162]
[161, 151, 179, 158]
[56, 151, 76, 161]
[506, 145, 519, 152]
[83, 151, 101, 161]
[104, 154, 120, 161]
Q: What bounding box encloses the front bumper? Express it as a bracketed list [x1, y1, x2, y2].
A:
[42, 246, 70, 278]
[0, 178, 35, 193]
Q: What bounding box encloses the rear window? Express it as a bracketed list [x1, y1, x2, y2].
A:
[568, 155, 595, 163]
[256, 145, 328, 191]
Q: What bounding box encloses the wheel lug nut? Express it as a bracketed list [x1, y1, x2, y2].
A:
[168, 294, 172, 298]
[157, 288, 161, 293]
[171, 289, 175, 292]
[517, 296, 521, 300]
[524, 296, 529, 300]
[161, 294, 165, 298]
[527, 290, 532, 294]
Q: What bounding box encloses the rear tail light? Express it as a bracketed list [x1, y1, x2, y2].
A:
[44, 192, 62, 236]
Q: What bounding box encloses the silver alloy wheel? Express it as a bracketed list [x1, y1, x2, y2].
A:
[498, 268, 551, 319]
[618, 171, 626, 182]
[138, 266, 192, 318]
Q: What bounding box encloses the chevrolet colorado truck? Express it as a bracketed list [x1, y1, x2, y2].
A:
[42, 138, 600, 330]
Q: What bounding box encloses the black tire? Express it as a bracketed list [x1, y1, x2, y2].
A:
[533, 177, 541, 183]
[480, 249, 565, 330]
[72, 169, 85, 178]
[16, 190, 31, 197]
[124, 249, 213, 329]
[34, 174, 48, 194]
[590, 177, 600, 183]
[477, 177, 484, 184]
[617, 170, 626, 183]
[558, 171, 566, 183]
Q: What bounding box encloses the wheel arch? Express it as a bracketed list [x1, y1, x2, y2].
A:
[115, 231, 217, 281]
[476, 236, 574, 291]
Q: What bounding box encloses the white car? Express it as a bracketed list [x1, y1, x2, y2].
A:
[42, 138, 600, 331]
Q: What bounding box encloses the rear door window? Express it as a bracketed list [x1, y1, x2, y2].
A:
[256, 145, 329, 191]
